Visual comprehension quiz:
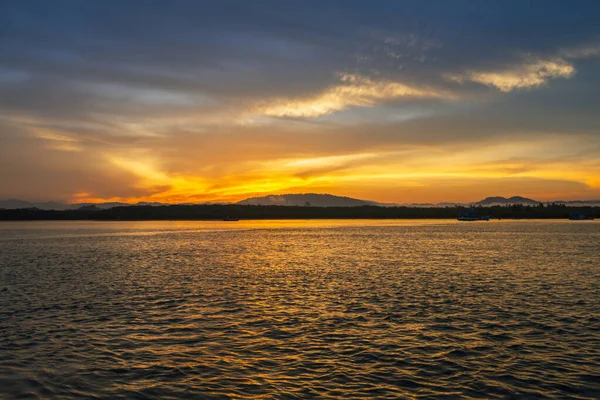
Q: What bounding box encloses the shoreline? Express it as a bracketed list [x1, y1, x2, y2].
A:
[0, 205, 600, 223]
[1, 203, 598, 221]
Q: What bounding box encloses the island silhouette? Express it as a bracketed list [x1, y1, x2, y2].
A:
[1, 193, 598, 220]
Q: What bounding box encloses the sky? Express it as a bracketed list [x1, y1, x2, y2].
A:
[1, 0, 600, 204]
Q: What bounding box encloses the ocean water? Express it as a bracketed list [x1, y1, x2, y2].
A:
[0, 219, 599, 399]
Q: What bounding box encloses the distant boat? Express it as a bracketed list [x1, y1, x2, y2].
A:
[458, 208, 491, 221]
[222, 216, 240, 221]
[568, 213, 595, 220]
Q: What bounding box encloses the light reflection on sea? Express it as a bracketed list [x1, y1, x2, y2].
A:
[0, 220, 599, 399]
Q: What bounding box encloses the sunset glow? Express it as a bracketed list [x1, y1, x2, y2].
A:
[3, 3, 600, 399]
[1, 1, 600, 204]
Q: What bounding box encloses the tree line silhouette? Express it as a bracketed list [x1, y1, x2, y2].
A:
[0, 203, 597, 220]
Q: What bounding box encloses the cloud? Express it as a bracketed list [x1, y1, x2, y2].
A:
[33, 130, 78, 143]
[2, 1, 600, 203]
[448, 58, 575, 92]
[282, 152, 380, 169]
[31, 128, 83, 151]
[254, 73, 454, 118]
[447, 41, 600, 93]
[559, 43, 600, 59]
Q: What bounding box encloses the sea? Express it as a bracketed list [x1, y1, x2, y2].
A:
[1, 220, 599, 399]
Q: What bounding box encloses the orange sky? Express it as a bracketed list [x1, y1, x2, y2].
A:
[2, 2, 600, 204]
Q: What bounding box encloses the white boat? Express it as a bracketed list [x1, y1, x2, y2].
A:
[568, 213, 594, 220]
[458, 209, 491, 221]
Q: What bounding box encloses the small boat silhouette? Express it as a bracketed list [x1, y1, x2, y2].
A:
[568, 213, 594, 220]
[222, 216, 239, 221]
[458, 208, 491, 221]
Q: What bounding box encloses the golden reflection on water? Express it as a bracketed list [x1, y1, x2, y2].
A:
[0, 217, 589, 233]
[0, 220, 599, 398]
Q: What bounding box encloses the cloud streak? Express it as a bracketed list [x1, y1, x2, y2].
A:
[448, 42, 600, 93]
[255, 74, 454, 118]
[448, 58, 575, 92]
[2, 1, 600, 203]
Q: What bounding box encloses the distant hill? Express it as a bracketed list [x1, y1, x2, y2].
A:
[237, 193, 379, 207]
[74, 202, 165, 209]
[474, 196, 539, 206]
[0, 199, 70, 210]
[3, 194, 599, 210]
[74, 202, 129, 209]
[550, 199, 600, 206]
[401, 202, 464, 208]
[0, 199, 167, 210]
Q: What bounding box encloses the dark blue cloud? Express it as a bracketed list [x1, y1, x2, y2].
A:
[4, 0, 599, 75]
[1, 0, 600, 138]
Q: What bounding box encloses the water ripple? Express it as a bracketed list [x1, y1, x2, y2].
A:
[1, 220, 599, 399]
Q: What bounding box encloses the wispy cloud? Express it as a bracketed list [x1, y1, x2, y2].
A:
[448, 42, 600, 93]
[448, 58, 575, 92]
[33, 131, 78, 143]
[255, 74, 453, 118]
[32, 128, 83, 151]
[559, 42, 600, 59]
[2, 2, 600, 203]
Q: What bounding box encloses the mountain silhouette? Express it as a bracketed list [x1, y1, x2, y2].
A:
[474, 196, 539, 205]
[2, 194, 599, 210]
[237, 193, 380, 207]
[0, 199, 70, 210]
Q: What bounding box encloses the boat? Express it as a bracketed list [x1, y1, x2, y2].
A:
[458, 208, 491, 221]
[568, 213, 595, 220]
[222, 216, 239, 221]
